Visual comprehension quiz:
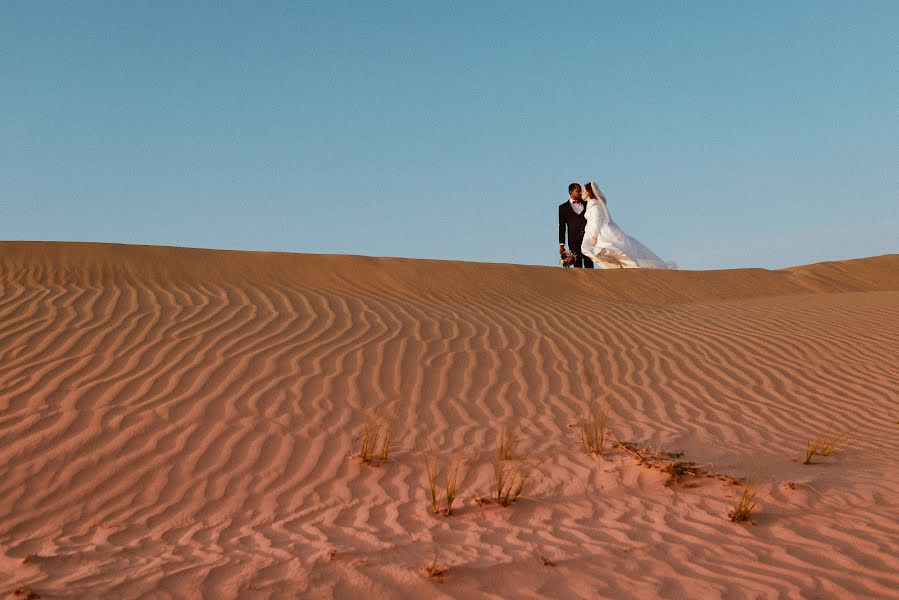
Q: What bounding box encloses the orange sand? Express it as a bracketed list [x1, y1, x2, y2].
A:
[1, 242, 897, 598]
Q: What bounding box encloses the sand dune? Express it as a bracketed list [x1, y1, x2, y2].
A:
[1, 242, 897, 599]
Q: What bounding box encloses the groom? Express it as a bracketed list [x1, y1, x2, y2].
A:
[558, 183, 593, 268]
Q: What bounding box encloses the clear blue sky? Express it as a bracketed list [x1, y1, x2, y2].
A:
[2, 2, 896, 270]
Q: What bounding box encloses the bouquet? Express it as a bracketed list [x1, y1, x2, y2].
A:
[560, 249, 576, 268]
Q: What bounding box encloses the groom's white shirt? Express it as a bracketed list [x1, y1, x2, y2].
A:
[569, 199, 584, 215]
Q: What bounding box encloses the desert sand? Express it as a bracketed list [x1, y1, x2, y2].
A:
[1, 241, 897, 599]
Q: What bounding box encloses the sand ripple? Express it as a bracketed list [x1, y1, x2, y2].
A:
[1, 243, 897, 599]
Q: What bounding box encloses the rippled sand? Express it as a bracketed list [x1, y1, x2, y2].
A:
[1, 242, 897, 598]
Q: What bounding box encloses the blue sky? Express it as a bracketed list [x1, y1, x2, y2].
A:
[1, 2, 896, 270]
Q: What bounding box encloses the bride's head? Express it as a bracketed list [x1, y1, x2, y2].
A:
[581, 182, 593, 202]
[584, 181, 605, 203]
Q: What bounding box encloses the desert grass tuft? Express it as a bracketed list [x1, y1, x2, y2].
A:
[423, 452, 465, 515]
[494, 458, 531, 506]
[579, 402, 608, 456]
[803, 430, 851, 464]
[423, 454, 440, 514]
[377, 425, 392, 464]
[425, 553, 448, 580]
[818, 431, 849, 456]
[358, 416, 392, 466]
[497, 425, 525, 461]
[444, 458, 464, 515]
[803, 439, 822, 465]
[608, 431, 733, 487]
[662, 460, 699, 487]
[728, 481, 759, 523]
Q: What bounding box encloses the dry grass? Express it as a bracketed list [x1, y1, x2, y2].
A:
[378, 426, 391, 464]
[497, 425, 525, 461]
[425, 553, 448, 580]
[579, 402, 608, 456]
[494, 458, 530, 506]
[661, 460, 699, 487]
[609, 431, 743, 487]
[423, 452, 465, 516]
[424, 454, 440, 514]
[803, 439, 821, 464]
[358, 416, 392, 466]
[803, 430, 851, 464]
[444, 459, 464, 515]
[728, 481, 759, 523]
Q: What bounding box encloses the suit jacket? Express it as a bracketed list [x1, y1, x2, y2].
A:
[559, 200, 587, 252]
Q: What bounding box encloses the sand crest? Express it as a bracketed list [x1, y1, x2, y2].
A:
[1, 242, 897, 598]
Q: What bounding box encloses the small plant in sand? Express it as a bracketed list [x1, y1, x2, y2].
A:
[579, 402, 608, 456]
[497, 425, 525, 461]
[608, 431, 744, 488]
[492, 458, 530, 506]
[358, 416, 392, 466]
[423, 453, 465, 516]
[803, 439, 821, 465]
[661, 460, 700, 487]
[803, 430, 851, 465]
[728, 481, 759, 524]
[425, 553, 448, 580]
[12, 588, 41, 600]
[444, 459, 464, 515]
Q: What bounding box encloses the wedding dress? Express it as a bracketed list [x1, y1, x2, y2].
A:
[580, 182, 670, 269]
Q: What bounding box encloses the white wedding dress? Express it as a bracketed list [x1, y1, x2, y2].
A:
[580, 184, 670, 269]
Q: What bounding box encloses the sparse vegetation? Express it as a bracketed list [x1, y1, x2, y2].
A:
[608, 430, 744, 488]
[423, 452, 465, 516]
[378, 426, 391, 464]
[661, 460, 700, 487]
[728, 482, 759, 523]
[803, 439, 821, 464]
[494, 458, 530, 506]
[818, 432, 848, 456]
[358, 416, 392, 466]
[425, 554, 448, 580]
[497, 425, 525, 461]
[579, 402, 608, 455]
[444, 459, 463, 515]
[476, 456, 545, 507]
[424, 454, 440, 514]
[803, 430, 851, 464]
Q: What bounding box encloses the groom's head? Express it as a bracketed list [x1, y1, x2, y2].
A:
[568, 183, 582, 201]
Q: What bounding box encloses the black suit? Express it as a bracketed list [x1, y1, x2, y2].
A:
[559, 200, 593, 268]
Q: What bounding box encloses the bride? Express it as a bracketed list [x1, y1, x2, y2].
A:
[580, 181, 670, 269]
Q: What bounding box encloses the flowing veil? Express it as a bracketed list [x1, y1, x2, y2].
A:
[583, 181, 673, 269]
[587, 182, 611, 228]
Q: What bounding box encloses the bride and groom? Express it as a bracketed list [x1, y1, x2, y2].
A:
[558, 181, 669, 269]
